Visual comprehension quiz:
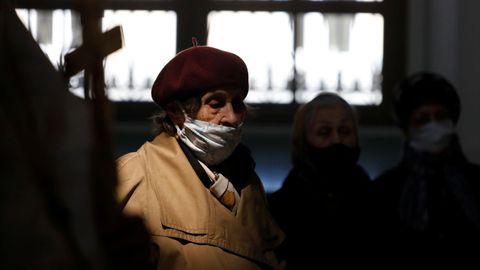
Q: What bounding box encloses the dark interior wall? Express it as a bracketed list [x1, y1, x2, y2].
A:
[407, 0, 480, 165]
[457, 0, 480, 164]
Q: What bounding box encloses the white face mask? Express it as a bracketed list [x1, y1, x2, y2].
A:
[176, 115, 243, 166]
[409, 120, 455, 153]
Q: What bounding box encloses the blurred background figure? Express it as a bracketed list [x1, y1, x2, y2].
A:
[372, 71, 480, 263]
[268, 93, 372, 269]
[0, 3, 152, 269]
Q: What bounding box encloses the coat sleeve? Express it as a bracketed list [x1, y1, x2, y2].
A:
[116, 152, 146, 218]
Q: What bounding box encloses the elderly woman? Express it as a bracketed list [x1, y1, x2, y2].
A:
[268, 93, 372, 268]
[116, 45, 284, 270]
[372, 71, 480, 262]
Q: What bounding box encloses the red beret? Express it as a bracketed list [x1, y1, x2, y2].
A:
[151, 46, 249, 106]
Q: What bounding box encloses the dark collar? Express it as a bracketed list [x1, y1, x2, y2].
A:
[177, 139, 212, 188]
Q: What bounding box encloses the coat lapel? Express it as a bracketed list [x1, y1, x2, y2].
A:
[140, 133, 284, 267]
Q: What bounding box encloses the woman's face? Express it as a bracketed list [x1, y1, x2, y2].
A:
[408, 103, 451, 130]
[195, 87, 246, 127]
[306, 103, 357, 148]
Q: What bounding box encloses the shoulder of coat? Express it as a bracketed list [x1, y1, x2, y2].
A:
[116, 152, 139, 170]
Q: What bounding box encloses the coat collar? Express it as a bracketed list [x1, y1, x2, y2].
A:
[140, 133, 284, 267]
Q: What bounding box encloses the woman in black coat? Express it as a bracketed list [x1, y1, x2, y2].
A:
[372, 72, 480, 264]
[268, 93, 372, 269]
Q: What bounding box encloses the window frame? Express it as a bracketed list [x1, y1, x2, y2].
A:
[15, 0, 406, 125]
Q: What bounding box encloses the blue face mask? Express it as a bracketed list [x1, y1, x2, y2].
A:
[409, 120, 455, 153]
[176, 115, 243, 166]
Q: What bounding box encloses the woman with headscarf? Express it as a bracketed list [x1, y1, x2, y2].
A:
[268, 93, 372, 268]
[116, 43, 284, 270]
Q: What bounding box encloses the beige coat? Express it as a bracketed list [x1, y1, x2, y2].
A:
[116, 133, 284, 270]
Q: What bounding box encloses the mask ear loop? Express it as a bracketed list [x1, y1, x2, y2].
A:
[176, 100, 199, 121]
[174, 101, 191, 126]
[171, 103, 188, 139]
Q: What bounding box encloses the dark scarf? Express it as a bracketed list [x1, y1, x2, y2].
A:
[288, 144, 363, 191]
[398, 137, 480, 232]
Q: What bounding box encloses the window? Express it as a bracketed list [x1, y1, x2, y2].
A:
[208, 11, 384, 105]
[201, 0, 406, 125]
[208, 11, 294, 104]
[101, 10, 176, 102]
[15, 8, 176, 102]
[15, 0, 405, 124]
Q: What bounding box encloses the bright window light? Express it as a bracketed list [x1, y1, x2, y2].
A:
[296, 13, 384, 105]
[15, 9, 176, 102]
[208, 11, 383, 105]
[102, 10, 176, 102]
[208, 11, 295, 104]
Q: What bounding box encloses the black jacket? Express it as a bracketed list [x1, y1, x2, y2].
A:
[268, 163, 372, 268]
[372, 143, 480, 265]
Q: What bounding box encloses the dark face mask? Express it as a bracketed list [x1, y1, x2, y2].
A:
[305, 143, 360, 170]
